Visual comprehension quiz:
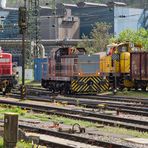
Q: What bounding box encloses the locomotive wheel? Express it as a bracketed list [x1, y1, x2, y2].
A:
[2, 90, 6, 96]
[119, 86, 124, 91]
[60, 89, 65, 95]
[48, 88, 55, 94]
[127, 88, 131, 91]
[60, 88, 71, 95]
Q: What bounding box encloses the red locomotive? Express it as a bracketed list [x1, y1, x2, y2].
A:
[0, 51, 17, 95]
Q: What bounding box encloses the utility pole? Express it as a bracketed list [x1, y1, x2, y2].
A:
[18, 0, 27, 99]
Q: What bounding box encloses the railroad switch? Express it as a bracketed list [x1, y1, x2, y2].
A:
[48, 122, 60, 128]
[58, 123, 85, 134]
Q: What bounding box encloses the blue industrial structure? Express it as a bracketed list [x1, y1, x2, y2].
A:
[138, 8, 148, 29]
[0, 7, 19, 39]
[34, 58, 48, 81]
[114, 6, 143, 35]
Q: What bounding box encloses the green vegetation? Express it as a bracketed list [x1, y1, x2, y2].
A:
[50, 115, 102, 128]
[50, 115, 148, 138]
[99, 126, 148, 138]
[115, 90, 148, 98]
[25, 80, 41, 86]
[110, 28, 148, 50]
[79, 25, 148, 53]
[24, 113, 49, 121]
[0, 138, 33, 148]
[0, 106, 49, 121]
[0, 106, 26, 119]
[78, 22, 111, 53]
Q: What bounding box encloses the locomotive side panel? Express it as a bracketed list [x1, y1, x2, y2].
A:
[77, 55, 100, 76]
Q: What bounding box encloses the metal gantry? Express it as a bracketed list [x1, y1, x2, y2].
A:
[27, 0, 41, 58]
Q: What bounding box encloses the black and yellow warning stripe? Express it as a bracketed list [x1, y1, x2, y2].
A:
[71, 76, 109, 93]
[21, 85, 27, 98]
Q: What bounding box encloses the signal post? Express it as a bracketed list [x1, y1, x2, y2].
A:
[18, 3, 27, 99]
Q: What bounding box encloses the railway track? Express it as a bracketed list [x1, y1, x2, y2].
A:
[25, 87, 148, 105]
[0, 120, 130, 148]
[0, 98, 148, 132]
[10, 87, 148, 117]
[68, 94, 148, 104]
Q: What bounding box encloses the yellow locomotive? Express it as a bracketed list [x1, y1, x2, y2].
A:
[100, 42, 142, 91]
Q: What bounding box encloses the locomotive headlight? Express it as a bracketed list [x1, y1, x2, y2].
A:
[78, 72, 81, 76]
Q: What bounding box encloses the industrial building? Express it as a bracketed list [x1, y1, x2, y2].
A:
[0, 1, 147, 39]
[57, 2, 146, 36]
[0, 1, 19, 39]
[0, 0, 147, 62]
[40, 8, 80, 40]
[0, 0, 80, 63]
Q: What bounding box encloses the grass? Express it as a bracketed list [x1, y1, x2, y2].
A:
[99, 126, 148, 138]
[115, 90, 148, 98]
[0, 105, 27, 119]
[0, 138, 33, 148]
[0, 105, 49, 122]
[23, 113, 49, 121]
[50, 115, 148, 138]
[50, 115, 101, 128]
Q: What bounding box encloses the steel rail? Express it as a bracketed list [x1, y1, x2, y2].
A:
[19, 124, 130, 148]
[6, 91, 148, 116]
[0, 99, 148, 132]
[25, 87, 148, 105]
[0, 119, 130, 148]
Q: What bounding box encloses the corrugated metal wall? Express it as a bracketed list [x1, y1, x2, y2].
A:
[70, 6, 114, 36]
[114, 7, 143, 36]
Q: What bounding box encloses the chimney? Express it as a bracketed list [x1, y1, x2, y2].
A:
[0, 0, 6, 8]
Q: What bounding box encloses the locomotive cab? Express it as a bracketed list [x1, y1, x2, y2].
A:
[101, 42, 143, 91]
[100, 42, 132, 90]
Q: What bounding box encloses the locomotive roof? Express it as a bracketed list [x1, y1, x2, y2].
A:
[107, 42, 129, 47]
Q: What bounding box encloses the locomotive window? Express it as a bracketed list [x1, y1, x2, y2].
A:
[106, 47, 110, 55]
[118, 46, 128, 52]
[0, 58, 10, 62]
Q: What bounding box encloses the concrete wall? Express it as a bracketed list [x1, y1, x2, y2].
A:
[40, 15, 80, 40]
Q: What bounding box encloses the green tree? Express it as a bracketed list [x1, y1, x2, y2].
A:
[111, 28, 148, 50]
[78, 22, 111, 53]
